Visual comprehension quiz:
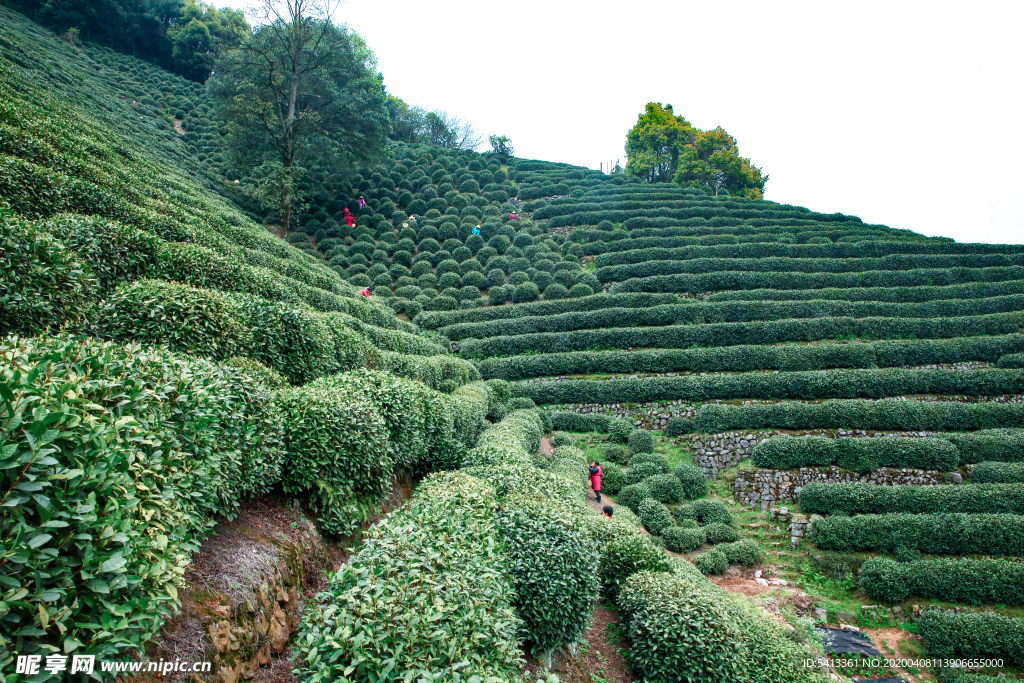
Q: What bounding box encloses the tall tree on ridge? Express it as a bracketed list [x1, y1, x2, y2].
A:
[210, 0, 390, 237]
[625, 102, 767, 198]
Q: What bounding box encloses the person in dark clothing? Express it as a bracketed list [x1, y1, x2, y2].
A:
[602, 505, 613, 518]
[589, 461, 602, 503]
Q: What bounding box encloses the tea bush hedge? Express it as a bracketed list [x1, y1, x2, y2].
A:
[596, 253, 1024, 281]
[477, 334, 1024, 381]
[498, 496, 600, 655]
[1, 214, 97, 335]
[461, 312, 1024, 359]
[599, 535, 670, 601]
[945, 429, 1024, 463]
[859, 557, 1024, 605]
[551, 411, 612, 432]
[416, 293, 679, 329]
[689, 399, 1024, 433]
[971, 461, 1024, 483]
[643, 474, 685, 504]
[617, 571, 744, 680]
[693, 499, 734, 527]
[443, 296, 1024, 341]
[702, 523, 738, 544]
[799, 482, 1024, 514]
[617, 570, 825, 683]
[617, 482, 651, 513]
[919, 610, 1024, 667]
[625, 461, 664, 485]
[1000, 352, 1024, 368]
[0, 336, 284, 663]
[719, 539, 761, 565]
[808, 513, 1024, 555]
[296, 472, 525, 682]
[628, 429, 655, 454]
[753, 435, 960, 472]
[515, 367, 1024, 406]
[609, 265, 1024, 294]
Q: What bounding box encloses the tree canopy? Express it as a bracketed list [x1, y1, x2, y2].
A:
[167, 0, 249, 81]
[209, 0, 390, 236]
[9, 0, 249, 81]
[624, 102, 767, 199]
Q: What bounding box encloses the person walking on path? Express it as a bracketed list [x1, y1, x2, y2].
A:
[589, 461, 602, 503]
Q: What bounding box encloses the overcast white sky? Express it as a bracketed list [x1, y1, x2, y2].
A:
[224, 0, 1023, 244]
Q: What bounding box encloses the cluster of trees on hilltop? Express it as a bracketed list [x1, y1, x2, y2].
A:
[625, 102, 767, 199]
[10, 0, 249, 81]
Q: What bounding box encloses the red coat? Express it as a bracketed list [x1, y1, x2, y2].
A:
[590, 465, 601, 490]
[359, 287, 371, 297]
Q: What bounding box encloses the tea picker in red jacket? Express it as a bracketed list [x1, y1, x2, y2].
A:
[359, 286, 371, 297]
[589, 461, 602, 503]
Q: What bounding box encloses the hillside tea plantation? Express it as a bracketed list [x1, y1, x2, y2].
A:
[1, 4, 1022, 682]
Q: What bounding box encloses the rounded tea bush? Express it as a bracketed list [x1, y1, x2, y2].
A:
[509, 396, 536, 410]
[627, 429, 655, 455]
[694, 548, 729, 575]
[674, 464, 708, 500]
[600, 534, 670, 601]
[638, 498, 675, 536]
[694, 499, 733, 527]
[702, 522, 738, 545]
[603, 443, 628, 464]
[625, 461, 664, 486]
[720, 539, 761, 565]
[499, 498, 599, 654]
[601, 463, 626, 495]
[568, 283, 594, 297]
[644, 473, 684, 504]
[609, 418, 633, 444]
[543, 283, 570, 299]
[663, 526, 706, 553]
[617, 483, 651, 513]
[550, 431, 572, 448]
[629, 453, 669, 473]
[618, 571, 745, 681]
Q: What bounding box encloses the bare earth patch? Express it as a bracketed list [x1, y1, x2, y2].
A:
[524, 608, 638, 683]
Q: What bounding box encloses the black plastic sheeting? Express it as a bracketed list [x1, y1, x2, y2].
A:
[816, 626, 881, 656]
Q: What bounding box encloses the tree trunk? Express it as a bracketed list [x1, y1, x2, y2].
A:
[279, 160, 292, 239]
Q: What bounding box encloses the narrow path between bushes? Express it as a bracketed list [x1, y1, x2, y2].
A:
[524, 607, 638, 683]
[540, 435, 554, 454]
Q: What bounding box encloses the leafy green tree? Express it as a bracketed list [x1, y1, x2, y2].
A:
[489, 135, 513, 161]
[386, 95, 425, 143]
[168, 0, 249, 82]
[675, 126, 767, 199]
[210, 0, 390, 237]
[624, 102, 767, 198]
[624, 102, 693, 183]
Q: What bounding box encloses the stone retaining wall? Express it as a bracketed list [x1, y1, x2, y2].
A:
[683, 429, 940, 479]
[738, 467, 953, 510]
[550, 400, 697, 430]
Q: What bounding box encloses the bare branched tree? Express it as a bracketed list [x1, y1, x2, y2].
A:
[422, 110, 483, 150]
